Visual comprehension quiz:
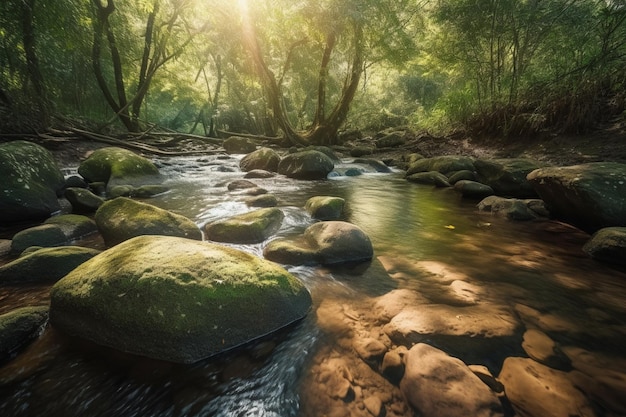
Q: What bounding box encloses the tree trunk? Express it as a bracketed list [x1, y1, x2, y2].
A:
[21, 0, 49, 125]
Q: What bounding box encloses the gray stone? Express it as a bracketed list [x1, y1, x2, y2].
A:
[64, 187, 105, 213]
[245, 194, 278, 208]
[474, 158, 542, 198]
[223, 136, 257, 154]
[240, 148, 281, 172]
[527, 162, 626, 232]
[0, 140, 65, 224]
[244, 169, 276, 179]
[95, 197, 201, 246]
[50, 235, 312, 363]
[400, 343, 503, 417]
[453, 180, 495, 199]
[227, 179, 257, 191]
[477, 196, 543, 220]
[277, 150, 334, 180]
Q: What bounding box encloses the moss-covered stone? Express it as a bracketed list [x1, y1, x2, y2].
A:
[223, 136, 257, 154]
[240, 148, 281, 172]
[406, 155, 475, 176]
[474, 158, 543, 198]
[0, 140, 65, 224]
[0, 306, 48, 360]
[64, 187, 105, 213]
[205, 208, 284, 244]
[246, 194, 278, 208]
[49, 235, 312, 363]
[77, 147, 162, 194]
[278, 150, 334, 180]
[10, 214, 97, 253]
[263, 221, 373, 266]
[305, 196, 345, 220]
[406, 171, 451, 187]
[583, 227, 626, 265]
[453, 180, 495, 199]
[95, 197, 201, 246]
[0, 246, 100, 284]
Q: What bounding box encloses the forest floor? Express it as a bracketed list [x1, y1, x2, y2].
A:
[41, 118, 626, 168]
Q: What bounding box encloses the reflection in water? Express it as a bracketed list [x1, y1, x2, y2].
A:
[1, 157, 626, 416]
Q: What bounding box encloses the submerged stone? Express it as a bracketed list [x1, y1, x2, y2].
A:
[49, 235, 312, 363]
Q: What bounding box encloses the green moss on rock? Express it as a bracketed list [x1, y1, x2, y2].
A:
[305, 196, 345, 220]
[49, 235, 312, 363]
[205, 208, 284, 244]
[0, 306, 48, 359]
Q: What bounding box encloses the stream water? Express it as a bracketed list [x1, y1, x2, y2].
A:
[1, 154, 625, 416]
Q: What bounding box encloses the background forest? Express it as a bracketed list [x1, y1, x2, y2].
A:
[1, 0, 625, 144]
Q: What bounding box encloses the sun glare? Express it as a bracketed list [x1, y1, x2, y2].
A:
[237, 0, 250, 15]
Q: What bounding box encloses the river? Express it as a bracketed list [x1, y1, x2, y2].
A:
[1, 154, 625, 416]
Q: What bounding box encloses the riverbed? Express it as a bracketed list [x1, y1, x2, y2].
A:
[1, 154, 625, 416]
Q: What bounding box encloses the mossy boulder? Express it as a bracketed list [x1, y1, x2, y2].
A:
[0, 306, 48, 360]
[375, 131, 406, 148]
[583, 227, 626, 265]
[453, 180, 495, 199]
[474, 158, 542, 198]
[49, 235, 312, 363]
[277, 150, 335, 180]
[240, 148, 281, 172]
[246, 194, 278, 208]
[64, 187, 105, 213]
[305, 196, 345, 220]
[205, 208, 284, 244]
[77, 147, 162, 195]
[0, 246, 100, 284]
[10, 214, 97, 253]
[263, 221, 373, 266]
[406, 171, 451, 187]
[527, 162, 626, 232]
[223, 136, 257, 154]
[0, 140, 65, 224]
[406, 155, 475, 177]
[478, 196, 547, 221]
[95, 197, 201, 246]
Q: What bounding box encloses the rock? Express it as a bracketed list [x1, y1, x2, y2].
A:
[277, 150, 335, 180]
[305, 196, 345, 220]
[522, 329, 571, 370]
[0, 306, 48, 360]
[10, 214, 97, 253]
[205, 208, 284, 244]
[227, 179, 257, 191]
[352, 158, 392, 173]
[406, 171, 451, 187]
[400, 343, 504, 417]
[353, 337, 388, 364]
[383, 303, 522, 358]
[64, 187, 105, 213]
[65, 175, 88, 189]
[244, 169, 276, 179]
[0, 240, 10, 257]
[263, 221, 373, 266]
[0, 246, 100, 284]
[304, 145, 341, 163]
[527, 162, 626, 232]
[239, 148, 281, 172]
[381, 349, 405, 384]
[95, 197, 201, 246]
[243, 187, 268, 196]
[477, 196, 543, 220]
[0, 140, 65, 224]
[474, 158, 542, 198]
[468, 364, 504, 393]
[583, 227, 626, 265]
[406, 155, 475, 176]
[448, 169, 476, 184]
[363, 396, 385, 417]
[245, 194, 278, 207]
[50, 235, 312, 363]
[453, 180, 495, 199]
[499, 357, 597, 417]
[78, 147, 162, 195]
[223, 136, 257, 154]
[375, 132, 405, 148]
[350, 146, 374, 157]
[130, 184, 169, 198]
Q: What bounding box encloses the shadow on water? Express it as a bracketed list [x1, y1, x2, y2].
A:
[2, 156, 626, 416]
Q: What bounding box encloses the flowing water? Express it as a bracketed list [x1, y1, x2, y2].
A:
[1, 154, 626, 416]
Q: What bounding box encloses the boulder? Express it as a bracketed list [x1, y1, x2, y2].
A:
[0, 140, 65, 224]
[477, 196, 545, 220]
[0, 246, 100, 284]
[205, 208, 284, 244]
[77, 147, 162, 194]
[227, 179, 257, 191]
[245, 194, 278, 208]
[406, 155, 475, 176]
[582, 227, 626, 265]
[474, 158, 542, 198]
[453, 180, 495, 199]
[406, 171, 451, 187]
[0, 306, 48, 360]
[277, 150, 334, 180]
[375, 132, 405, 148]
[527, 162, 626, 233]
[521, 328, 571, 370]
[304, 145, 341, 163]
[400, 343, 504, 417]
[64, 187, 105, 213]
[499, 357, 597, 417]
[448, 169, 476, 184]
[350, 146, 374, 157]
[95, 197, 201, 246]
[263, 221, 373, 266]
[49, 235, 312, 363]
[239, 148, 281, 172]
[352, 158, 392, 173]
[10, 214, 97, 253]
[244, 169, 277, 179]
[305, 196, 345, 220]
[223, 136, 257, 154]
